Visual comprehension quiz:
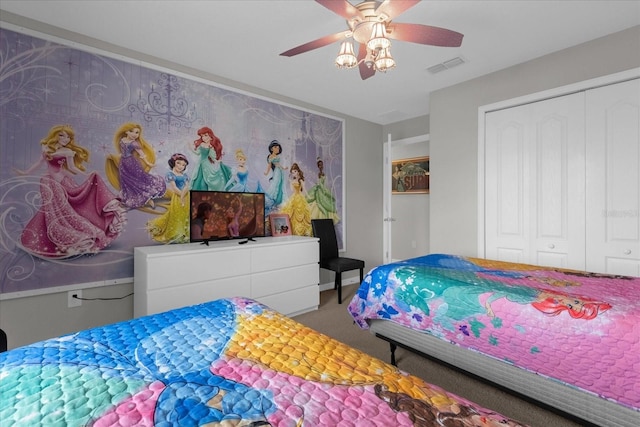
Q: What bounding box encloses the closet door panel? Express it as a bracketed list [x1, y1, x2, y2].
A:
[586, 78, 640, 276]
[485, 105, 530, 263]
[530, 94, 585, 270]
[485, 93, 585, 269]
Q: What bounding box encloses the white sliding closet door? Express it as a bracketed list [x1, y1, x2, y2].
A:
[586, 78, 640, 276]
[485, 92, 586, 269]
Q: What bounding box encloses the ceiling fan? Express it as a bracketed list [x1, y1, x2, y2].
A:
[280, 0, 464, 80]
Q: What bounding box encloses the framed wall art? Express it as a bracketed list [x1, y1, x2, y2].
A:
[392, 156, 430, 194]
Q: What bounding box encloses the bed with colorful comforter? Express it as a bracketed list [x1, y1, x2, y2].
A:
[348, 254, 640, 427]
[0, 297, 528, 426]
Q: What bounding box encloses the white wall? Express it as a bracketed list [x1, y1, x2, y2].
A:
[429, 26, 640, 256]
[0, 11, 383, 349]
[383, 116, 429, 141]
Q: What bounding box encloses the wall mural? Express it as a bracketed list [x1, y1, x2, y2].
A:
[0, 26, 344, 296]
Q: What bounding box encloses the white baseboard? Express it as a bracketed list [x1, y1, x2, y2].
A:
[318, 276, 362, 292]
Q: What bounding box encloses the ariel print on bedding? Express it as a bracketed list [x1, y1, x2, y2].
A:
[348, 254, 640, 414]
[0, 297, 527, 426]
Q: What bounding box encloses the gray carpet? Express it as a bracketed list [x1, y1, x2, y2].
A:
[292, 285, 584, 427]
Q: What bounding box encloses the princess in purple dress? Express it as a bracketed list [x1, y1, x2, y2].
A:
[105, 122, 166, 210]
[14, 125, 125, 258]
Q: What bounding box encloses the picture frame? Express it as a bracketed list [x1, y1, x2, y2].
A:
[392, 156, 430, 194]
[269, 213, 292, 236]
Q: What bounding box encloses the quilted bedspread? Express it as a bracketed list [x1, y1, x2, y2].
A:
[348, 254, 640, 413]
[0, 297, 527, 426]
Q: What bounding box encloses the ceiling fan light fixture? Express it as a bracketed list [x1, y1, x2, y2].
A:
[335, 40, 358, 69]
[374, 47, 396, 72]
[367, 22, 390, 51]
[281, 1, 463, 80]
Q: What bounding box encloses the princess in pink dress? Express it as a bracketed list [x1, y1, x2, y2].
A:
[14, 125, 125, 258]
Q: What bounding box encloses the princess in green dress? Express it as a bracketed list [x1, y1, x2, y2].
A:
[306, 158, 340, 223]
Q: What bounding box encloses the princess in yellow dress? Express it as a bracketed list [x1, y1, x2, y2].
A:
[146, 153, 190, 243]
[279, 163, 312, 236]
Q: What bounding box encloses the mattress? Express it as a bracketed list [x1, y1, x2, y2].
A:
[368, 319, 640, 427]
[348, 254, 640, 426]
[0, 297, 527, 426]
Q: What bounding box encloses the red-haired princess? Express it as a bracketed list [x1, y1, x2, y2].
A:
[190, 126, 232, 191]
[14, 125, 125, 258]
[531, 291, 612, 320]
[391, 256, 612, 327]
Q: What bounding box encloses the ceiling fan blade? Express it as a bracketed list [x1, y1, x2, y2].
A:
[315, 0, 363, 20]
[387, 23, 463, 47]
[280, 30, 350, 57]
[357, 43, 375, 80]
[375, 0, 421, 20]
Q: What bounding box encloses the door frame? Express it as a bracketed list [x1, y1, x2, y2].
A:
[383, 133, 430, 264]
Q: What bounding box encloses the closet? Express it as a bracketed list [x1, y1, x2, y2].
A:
[483, 77, 639, 276]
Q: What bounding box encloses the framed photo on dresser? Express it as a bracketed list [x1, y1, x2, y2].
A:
[269, 214, 292, 236]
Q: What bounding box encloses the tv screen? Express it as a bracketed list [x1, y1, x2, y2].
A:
[189, 191, 266, 243]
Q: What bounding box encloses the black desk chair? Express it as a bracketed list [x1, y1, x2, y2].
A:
[311, 219, 365, 304]
[0, 329, 7, 353]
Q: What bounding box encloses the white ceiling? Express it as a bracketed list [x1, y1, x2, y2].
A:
[1, 1, 639, 125]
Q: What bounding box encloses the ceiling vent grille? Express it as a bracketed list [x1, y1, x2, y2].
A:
[427, 56, 466, 74]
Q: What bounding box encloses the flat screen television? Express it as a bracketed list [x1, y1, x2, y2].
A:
[189, 190, 266, 243]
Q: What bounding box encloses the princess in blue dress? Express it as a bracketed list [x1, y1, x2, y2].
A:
[263, 140, 287, 213]
[224, 149, 262, 193]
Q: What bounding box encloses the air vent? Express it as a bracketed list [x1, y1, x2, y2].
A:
[427, 56, 466, 74]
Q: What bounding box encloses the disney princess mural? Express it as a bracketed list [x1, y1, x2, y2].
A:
[13, 125, 126, 259]
[105, 123, 167, 210]
[146, 153, 191, 244]
[0, 26, 344, 295]
[306, 157, 340, 224]
[224, 149, 263, 193]
[190, 126, 232, 191]
[263, 140, 288, 213]
[279, 163, 312, 236]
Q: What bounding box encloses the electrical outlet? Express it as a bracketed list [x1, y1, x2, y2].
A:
[68, 290, 82, 308]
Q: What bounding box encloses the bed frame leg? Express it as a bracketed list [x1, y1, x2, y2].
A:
[389, 342, 397, 366]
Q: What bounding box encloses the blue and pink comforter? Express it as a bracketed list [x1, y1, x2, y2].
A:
[0, 297, 527, 426]
[348, 254, 640, 412]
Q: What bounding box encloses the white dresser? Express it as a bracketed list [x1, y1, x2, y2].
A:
[133, 236, 319, 317]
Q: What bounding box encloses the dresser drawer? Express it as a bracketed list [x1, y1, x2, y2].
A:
[251, 240, 318, 272]
[251, 263, 318, 298]
[257, 285, 319, 316]
[144, 249, 250, 290]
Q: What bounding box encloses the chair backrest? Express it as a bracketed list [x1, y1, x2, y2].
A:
[311, 219, 339, 261]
